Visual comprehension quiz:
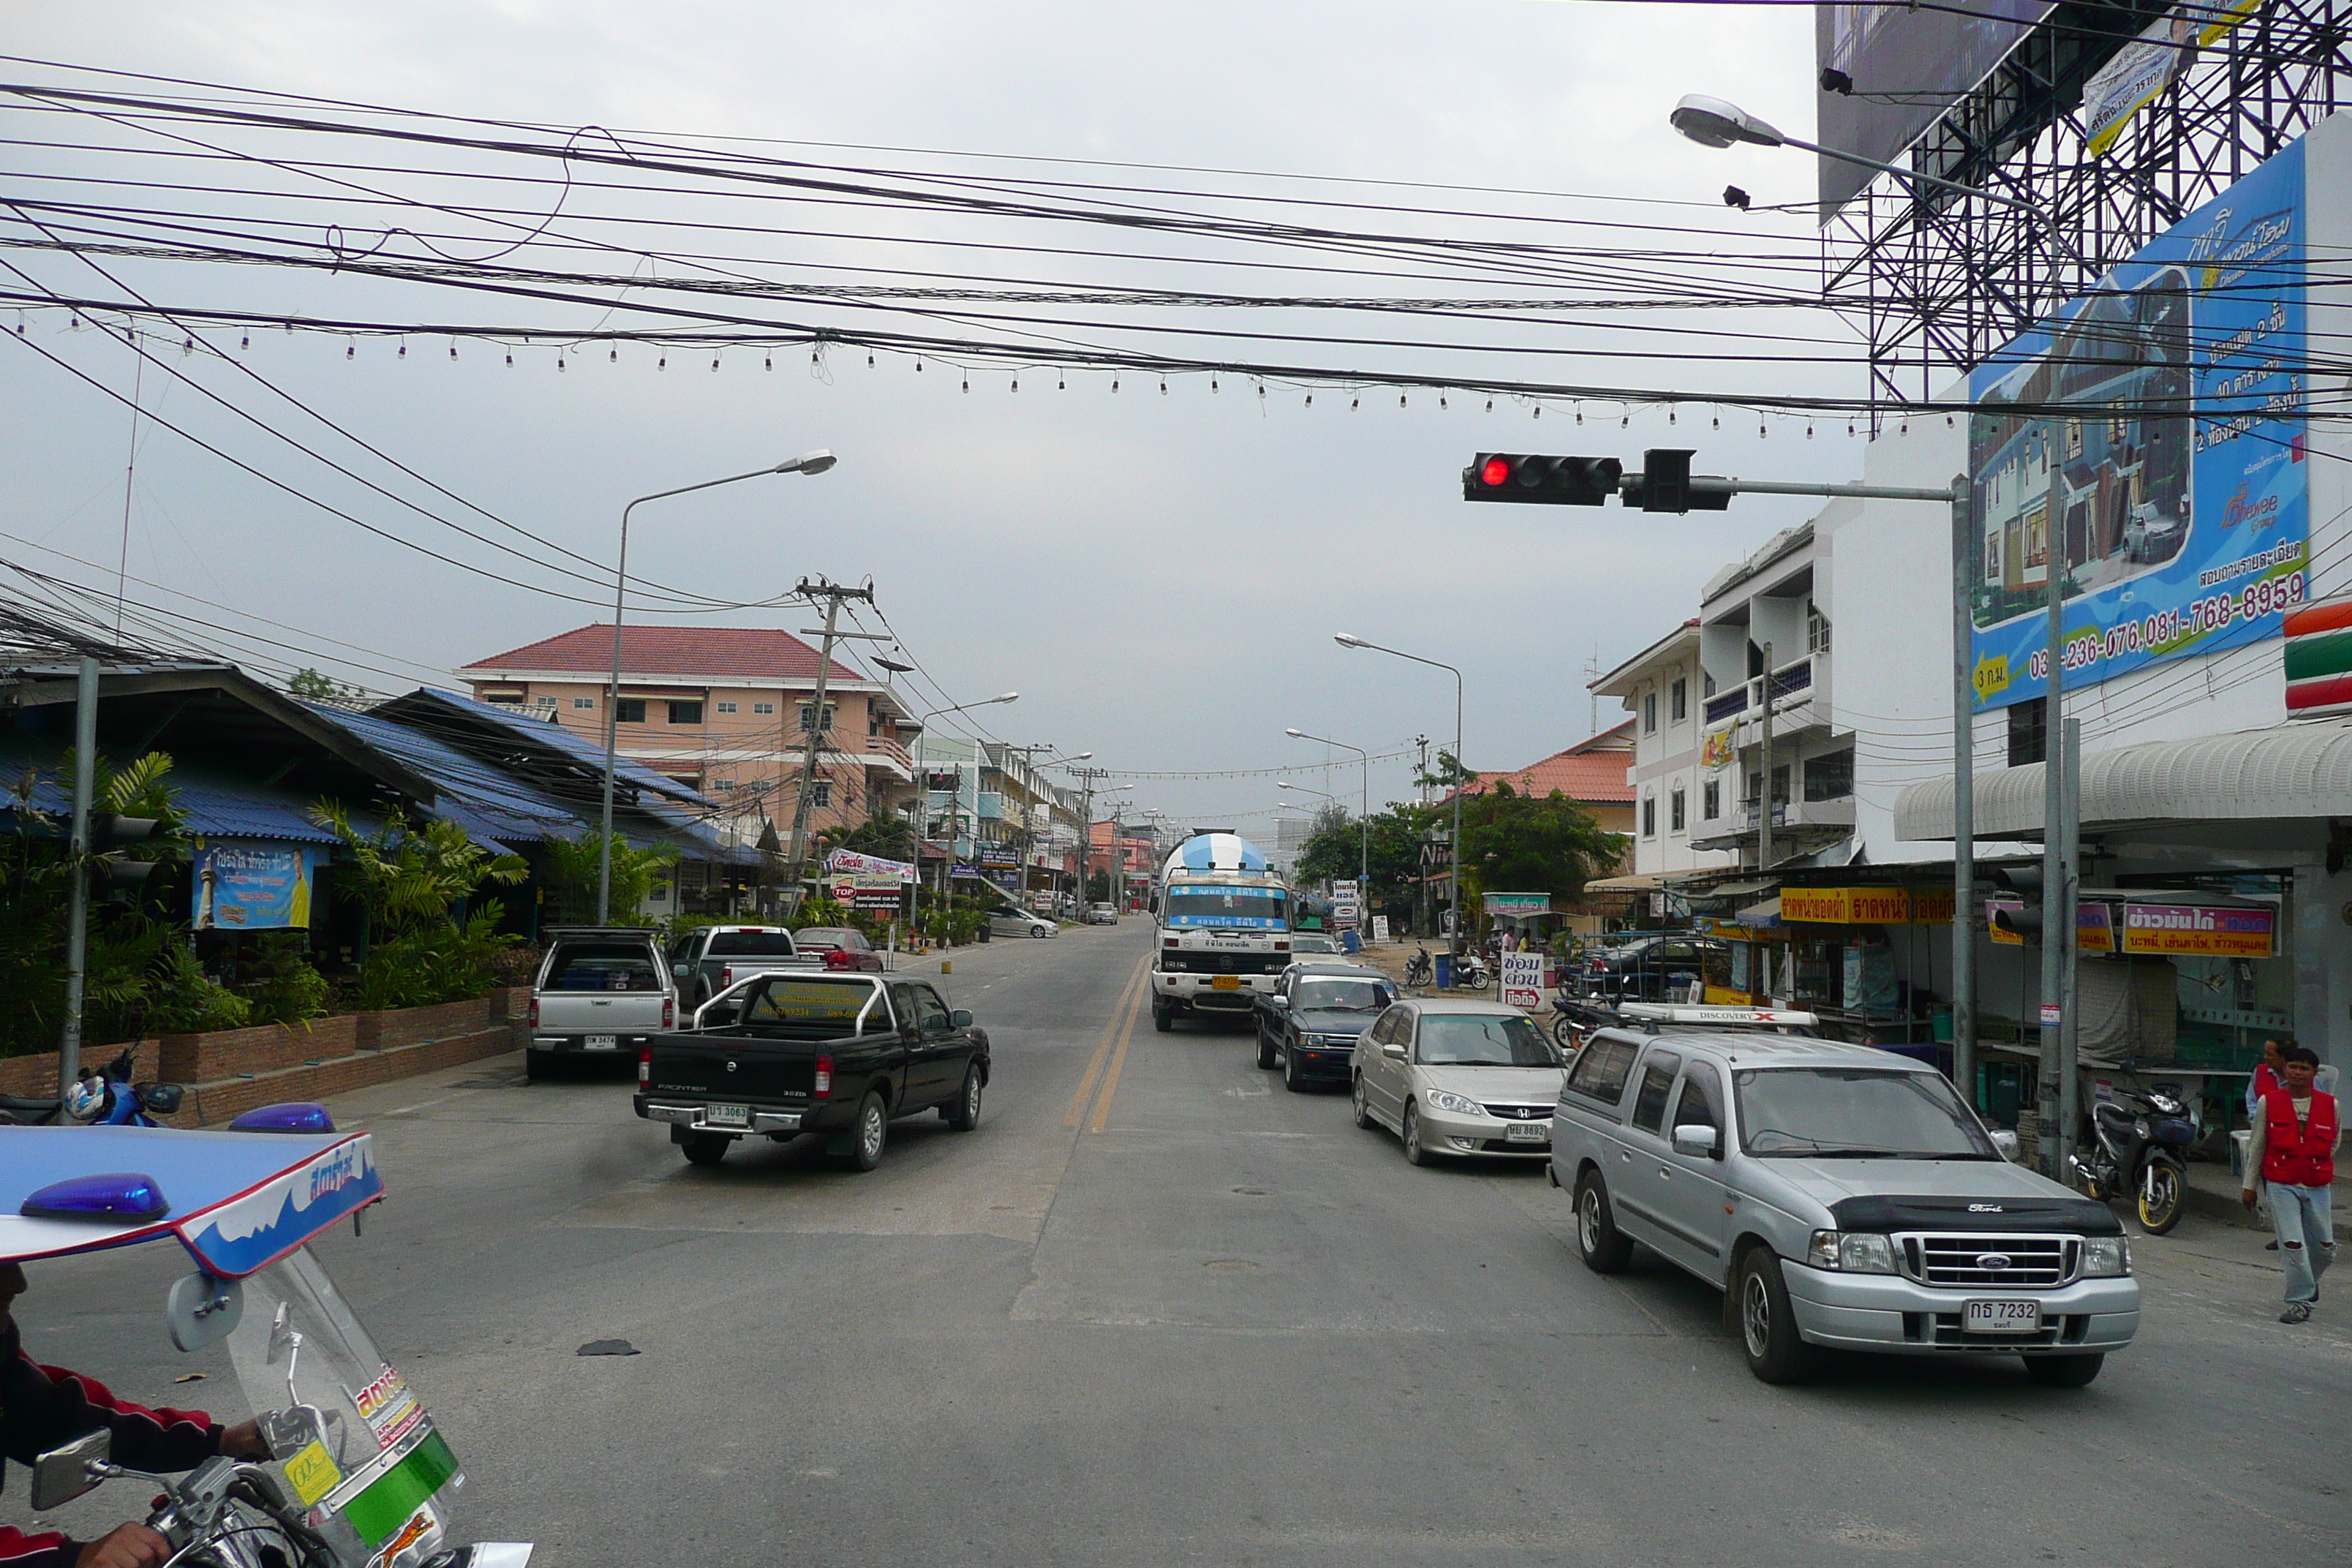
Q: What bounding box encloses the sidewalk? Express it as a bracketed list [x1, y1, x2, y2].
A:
[2181, 1153, 2352, 1241]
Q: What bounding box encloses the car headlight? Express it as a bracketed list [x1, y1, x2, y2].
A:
[1424, 1088, 1484, 1117]
[2081, 1236, 2132, 1278]
[1806, 1230, 1896, 1274]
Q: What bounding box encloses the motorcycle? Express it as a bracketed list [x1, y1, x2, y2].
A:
[1400, 945, 1488, 991]
[0, 1044, 185, 1126]
[15, 1116, 532, 1567]
[2071, 1085, 2198, 1235]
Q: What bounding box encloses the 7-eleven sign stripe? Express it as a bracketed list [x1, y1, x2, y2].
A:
[2285, 595, 2352, 714]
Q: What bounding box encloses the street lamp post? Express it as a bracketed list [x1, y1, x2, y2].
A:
[1285, 727, 1370, 883]
[1335, 634, 1463, 959]
[598, 449, 836, 924]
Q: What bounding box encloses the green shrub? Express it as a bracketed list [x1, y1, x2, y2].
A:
[242, 932, 333, 1026]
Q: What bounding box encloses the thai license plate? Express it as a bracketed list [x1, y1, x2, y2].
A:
[1212, 975, 1241, 990]
[584, 1034, 617, 1051]
[1504, 1120, 1549, 1142]
[1963, 1299, 2042, 1335]
[706, 1104, 749, 1128]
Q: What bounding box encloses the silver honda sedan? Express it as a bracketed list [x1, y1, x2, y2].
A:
[1349, 998, 1567, 1164]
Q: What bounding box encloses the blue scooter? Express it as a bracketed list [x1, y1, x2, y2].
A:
[0, 1044, 184, 1126]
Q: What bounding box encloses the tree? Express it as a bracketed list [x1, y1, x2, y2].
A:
[1457, 780, 1624, 911]
[1297, 801, 1436, 907]
[1087, 870, 1111, 902]
[286, 668, 366, 704]
[817, 808, 917, 866]
[540, 830, 681, 927]
[310, 803, 529, 1008]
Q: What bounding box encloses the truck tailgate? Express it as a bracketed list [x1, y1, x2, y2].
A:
[538, 994, 670, 1033]
[647, 1036, 818, 1101]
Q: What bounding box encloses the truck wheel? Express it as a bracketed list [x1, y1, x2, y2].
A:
[1153, 1002, 1173, 1033]
[1255, 1028, 1277, 1070]
[680, 1132, 731, 1166]
[946, 1063, 984, 1131]
[1281, 1049, 1306, 1093]
[1573, 1172, 1635, 1275]
[1736, 1248, 1820, 1385]
[2024, 1354, 2105, 1388]
[843, 1090, 889, 1172]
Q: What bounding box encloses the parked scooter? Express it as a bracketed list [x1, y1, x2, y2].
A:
[1401, 946, 1489, 991]
[0, 1046, 184, 1127]
[2071, 1086, 2198, 1235]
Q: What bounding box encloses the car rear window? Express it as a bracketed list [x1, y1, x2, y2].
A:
[746, 979, 880, 1026]
[546, 943, 661, 991]
[1563, 1036, 1639, 1104]
[794, 928, 864, 950]
[707, 932, 797, 957]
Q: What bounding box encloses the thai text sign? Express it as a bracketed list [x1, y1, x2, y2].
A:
[1482, 892, 1552, 916]
[829, 872, 907, 910]
[1501, 953, 1545, 1011]
[1969, 135, 2307, 712]
[2122, 902, 2274, 957]
[1779, 886, 1955, 924]
[825, 848, 916, 884]
[194, 841, 314, 930]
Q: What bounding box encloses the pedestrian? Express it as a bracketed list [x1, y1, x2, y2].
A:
[2245, 1037, 2286, 1120]
[2241, 1044, 2340, 1324]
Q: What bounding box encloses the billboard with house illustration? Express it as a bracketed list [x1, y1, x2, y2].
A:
[1967, 134, 2307, 712]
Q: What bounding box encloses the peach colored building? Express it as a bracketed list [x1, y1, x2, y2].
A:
[459, 624, 915, 842]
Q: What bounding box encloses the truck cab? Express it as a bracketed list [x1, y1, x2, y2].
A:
[1150, 831, 1292, 1032]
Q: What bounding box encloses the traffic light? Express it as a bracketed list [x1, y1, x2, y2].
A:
[1462, 453, 1623, 505]
[1622, 449, 1733, 514]
[1989, 864, 2046, 942]
[89, 813, 162, 897]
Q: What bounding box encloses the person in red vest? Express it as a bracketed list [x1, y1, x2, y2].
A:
[2241, 1045, 2341, 1324]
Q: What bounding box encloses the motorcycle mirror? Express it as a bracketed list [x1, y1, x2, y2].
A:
[30, 1429, 110, 1512]
[167, 1271, 244, 1353]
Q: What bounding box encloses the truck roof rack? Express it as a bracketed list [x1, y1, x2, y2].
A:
[1616, 1004, 1821, 1030]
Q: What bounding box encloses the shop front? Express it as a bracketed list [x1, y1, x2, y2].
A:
[1700, 883, 1956, 1053]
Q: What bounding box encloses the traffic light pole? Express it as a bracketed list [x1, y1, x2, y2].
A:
[59, 655, 97, 1104]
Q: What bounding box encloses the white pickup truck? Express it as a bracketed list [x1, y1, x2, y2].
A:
[527, 927, 678, 1081]
[665, 924, 822, 1010]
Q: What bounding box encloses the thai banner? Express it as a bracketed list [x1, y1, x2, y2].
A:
[824, 848, 916, 884]
[2121, 902, 2274, 957]
[1968, 135, 2306, 712]
[192, 841, 316, 930]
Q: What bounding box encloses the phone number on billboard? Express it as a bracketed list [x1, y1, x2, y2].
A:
[2025, 571, 2306, 681]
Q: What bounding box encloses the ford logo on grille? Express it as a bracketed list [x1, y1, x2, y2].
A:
[1976, 1252, 2013, 1270]
[726, 1060, 738, 1073]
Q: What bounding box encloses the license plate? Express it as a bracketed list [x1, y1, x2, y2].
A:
[1504, 1120, 1550, 1142]
[1212, 975, 1241, 990]
[1963, 1299, 2042, 1335]
[705, 1104, 749, 1128]
[583, 1034, 618, 1051]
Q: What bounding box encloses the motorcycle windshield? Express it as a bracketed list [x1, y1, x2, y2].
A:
[225, 1247, 462, 1568]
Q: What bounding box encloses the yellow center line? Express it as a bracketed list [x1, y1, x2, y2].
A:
[1086, 972, 1147, 1134]
[1066, 954, 1150, 1128]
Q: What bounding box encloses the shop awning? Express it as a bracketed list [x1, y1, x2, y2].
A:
[1895, 718, 2352, 840]
[1736, 897, 1782, 927]
[1702, 878, 1779, 901]
[1583, 872, 1665, 892]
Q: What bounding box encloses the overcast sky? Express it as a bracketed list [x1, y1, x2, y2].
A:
[1, 0, 1867, 834]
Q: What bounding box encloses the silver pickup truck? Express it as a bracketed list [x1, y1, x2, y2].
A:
[527, 927, 676, 1082]
[1549, 1009, 2139, 1387]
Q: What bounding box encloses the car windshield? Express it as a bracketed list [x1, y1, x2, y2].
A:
[1293, 979, 1390, 1011]
[1733, 1068, 1998, 1158]
[1292, 936, 1337, 953]
[1417, 1014, 1558, 1066]
[1164, 886, 1287, 929]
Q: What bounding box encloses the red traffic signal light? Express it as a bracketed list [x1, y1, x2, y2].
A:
[1479, 455, 1512, 488]
[1461, 453, 1622, 505]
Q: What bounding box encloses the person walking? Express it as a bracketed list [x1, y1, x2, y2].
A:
[2242, 1045, 2340, 1324]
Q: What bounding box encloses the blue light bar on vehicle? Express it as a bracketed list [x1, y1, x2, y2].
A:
[21, 1172, 170, 1223]
[227, 1103, 336, 1134]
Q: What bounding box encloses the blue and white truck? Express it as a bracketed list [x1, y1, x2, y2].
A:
[1150, 831, 1294, 1032]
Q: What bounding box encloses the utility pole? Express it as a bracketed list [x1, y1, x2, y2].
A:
[2057, 717, 2081, 1178]
[2037, 448, 2072, 1176]
[59, 657, 98, 1104]
[1757, 640, 1774, 880]
[783, 577, 875, 894]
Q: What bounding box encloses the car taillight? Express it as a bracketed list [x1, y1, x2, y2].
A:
[527, 998, 539, 1028]
[663, 996, 674, 1028]
[814, 1055, 832, 1098]
[722, 964, 735, 987]
[826, 949, 854, 970]
[637, 1047, 651, 1088]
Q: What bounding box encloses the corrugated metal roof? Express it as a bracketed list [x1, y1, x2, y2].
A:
[1895, 718, 2352, 840]
[323, 706, 583, 848]
[410, 687, 717, 808]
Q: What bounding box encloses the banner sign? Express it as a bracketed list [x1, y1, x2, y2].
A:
[825, 848, 916, 884]
[1700, 728, 1736, 771]
[1969, 136, 2307, 713]
[829, 871, 908, 910]
[1779, 886, 1956, 924]
[1501, 952, 1545, 1011]
[194, 841, 316, 930]
[950, 863, 983, 881]
[1371, 914, 1391, 943]
[1482, 892, 1552, 916]
[2122, 902, 2275, 957]
[977, 844, 1019, 869]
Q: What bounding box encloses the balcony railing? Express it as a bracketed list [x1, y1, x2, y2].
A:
[1706, 657, 1817, 730]
[864, 734, 911, 769]
[1704, 687, 1749, 725]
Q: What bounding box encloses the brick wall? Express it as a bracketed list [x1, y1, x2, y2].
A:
[0, 1041, 159, 1098]
[159, 1017, 359, 1081]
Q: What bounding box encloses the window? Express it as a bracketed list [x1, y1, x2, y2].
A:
[869, 709, 884, 736]
[1670, 676, 1688, 723]
[807, 781, 832, 808]
[1670, 788, 1686, 832]
[713, 779, 736, 793]
[613, 698, 647, 725]
[1629, 1049, 1684, 1134]
[668, 700, 704, 725]
[1703, 671, 1717, 698]
[1671, 1063, 1723, 1135]
[716, 699, 738, 715]
[753, 701, 777, 716]
[911, 984, 952, 1033]
[1808, 607, 1832, 656]
[572, 696, 595, 710]
[1641, 795, 1656, 838]
[798, 701, 837, 734]
[1703, 779, 1721, 821]
[2008, 698, 2046, 766]
[1563, 1035, 1639, 1105]
[532, 695, 557, 710]
[483, 692, 524, 706]
[1803, 748, 1855, 802]
[1643, 691, 1658, 734]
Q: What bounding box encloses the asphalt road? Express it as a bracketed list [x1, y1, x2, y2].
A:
[19, 922, 2352, 1565]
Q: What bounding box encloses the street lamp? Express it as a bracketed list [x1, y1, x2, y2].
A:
[1335, 633, 1464, 959]
[598, 449, 836, 923]
[1286, 726, 1370, 883]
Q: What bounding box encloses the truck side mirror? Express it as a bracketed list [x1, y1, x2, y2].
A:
[950, 1010, 973, 1029]
[31, 1429, 110, 1512]
[1990, 1128, 2019, 1161]
[1671, 1124, 1720, 1158]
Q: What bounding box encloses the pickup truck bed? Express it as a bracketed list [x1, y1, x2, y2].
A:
[634, 972, 988, 1172]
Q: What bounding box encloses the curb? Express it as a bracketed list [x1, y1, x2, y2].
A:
[2179, 1172, 2351, 1242]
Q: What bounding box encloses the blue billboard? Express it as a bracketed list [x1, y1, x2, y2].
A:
[1968, 135, 2307, 712]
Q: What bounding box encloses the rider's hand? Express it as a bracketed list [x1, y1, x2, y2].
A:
[219, 1418, 270, 1460]
[74, 1523, 172, 1568]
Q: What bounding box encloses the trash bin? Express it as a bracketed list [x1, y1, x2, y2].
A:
[1434, 953, 1453, 989]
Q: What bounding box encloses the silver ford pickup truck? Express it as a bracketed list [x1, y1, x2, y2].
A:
[1549, 1010, 2139, 1387]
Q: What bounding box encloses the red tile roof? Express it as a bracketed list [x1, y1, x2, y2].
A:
[461, 624, 867, 684]
[1464, 723, 1636, 804]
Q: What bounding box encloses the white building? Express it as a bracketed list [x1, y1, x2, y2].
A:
[1589, 622, 1737, 879]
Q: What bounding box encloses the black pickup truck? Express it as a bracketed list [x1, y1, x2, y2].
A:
[633, 971, 989, 1171]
